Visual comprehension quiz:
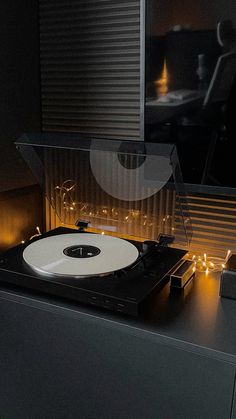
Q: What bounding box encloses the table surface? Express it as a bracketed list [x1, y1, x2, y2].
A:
[1, 270, 236, 365]
[146, 92, 204, 107]
[145, 94, 204, 124]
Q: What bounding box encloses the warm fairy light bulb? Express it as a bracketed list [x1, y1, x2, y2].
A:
[101, 231, 105, 235]
[225, 250, 231, 262]
[21, 240, 25, 244]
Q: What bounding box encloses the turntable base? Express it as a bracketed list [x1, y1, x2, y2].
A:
[0, 227, 186, 316]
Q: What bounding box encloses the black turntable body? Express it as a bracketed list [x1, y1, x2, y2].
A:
[0, 135, 190, 316]
[0, 227, 186, 316]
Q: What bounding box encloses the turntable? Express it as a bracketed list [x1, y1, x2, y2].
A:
[0, 133, 191, 316]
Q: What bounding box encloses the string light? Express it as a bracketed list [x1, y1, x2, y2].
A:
[55, 181, 173, 224]
[54, 180, 176, 237]
[55, 180, 76, 211]
[189, 250, 231, 273]
[21, 226, 42, 244]
[29, 226, 42, 241]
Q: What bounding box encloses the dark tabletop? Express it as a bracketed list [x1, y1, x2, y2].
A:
[1, 270, 236, 364]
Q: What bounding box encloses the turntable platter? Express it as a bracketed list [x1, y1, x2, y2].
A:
[23, 233, 139, 277]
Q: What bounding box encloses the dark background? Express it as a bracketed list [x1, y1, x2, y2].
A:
[0, 0, 236, 253]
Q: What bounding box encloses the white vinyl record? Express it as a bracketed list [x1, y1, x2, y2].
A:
[90, 140, 172, 201]
[23, 233, 139, 277]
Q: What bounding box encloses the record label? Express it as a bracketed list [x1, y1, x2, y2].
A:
[23, 233, 139, 277]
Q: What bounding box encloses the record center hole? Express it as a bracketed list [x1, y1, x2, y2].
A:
[117, 143, 146, 169]
[63, 245, 101, 258]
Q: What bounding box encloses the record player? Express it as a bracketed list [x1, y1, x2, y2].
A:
[0, 133, 192, 316]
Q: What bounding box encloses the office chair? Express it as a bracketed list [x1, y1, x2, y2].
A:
[171, 50, 236, 185]
[200, 51, 236, 184]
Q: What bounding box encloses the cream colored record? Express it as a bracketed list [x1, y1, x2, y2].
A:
[23, 233, 139, 277]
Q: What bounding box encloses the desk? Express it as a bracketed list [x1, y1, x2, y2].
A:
[146, 93, 210, 184]
[1, 272, 236, 418]
[146, 94, 204, 125]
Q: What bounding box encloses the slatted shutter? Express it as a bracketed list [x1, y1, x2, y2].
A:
[186, 193, 236, 258]
[39, 0, 143, 140]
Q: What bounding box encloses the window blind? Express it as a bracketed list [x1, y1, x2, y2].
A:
[39, 0, 143, 140]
